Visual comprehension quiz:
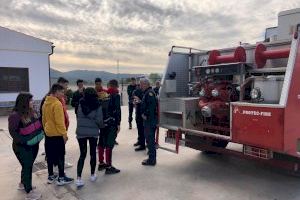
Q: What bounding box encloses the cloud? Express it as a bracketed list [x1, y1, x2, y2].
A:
[0, 0, 300, 73]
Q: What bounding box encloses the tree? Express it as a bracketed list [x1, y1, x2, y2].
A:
[148, 73, 161, 84]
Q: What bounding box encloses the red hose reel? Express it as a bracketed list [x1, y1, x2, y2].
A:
[208, 46, 246, 65]
[255, 43, 290, 68]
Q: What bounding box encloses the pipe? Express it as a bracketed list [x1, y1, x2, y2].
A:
[255, 43, 290, 68]
[179, 128, 231, 141]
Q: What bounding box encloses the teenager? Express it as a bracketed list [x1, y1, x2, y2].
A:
[8, 92, 44, 200]
[98, 79, 121, 174]
[42, 84, 74, 186]
[75, 88, 104, 187]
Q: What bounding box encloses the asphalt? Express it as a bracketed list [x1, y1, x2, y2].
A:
[1, 106, 300, 200]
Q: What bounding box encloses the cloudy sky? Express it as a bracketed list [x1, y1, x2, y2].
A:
[0, 0, 300, 73]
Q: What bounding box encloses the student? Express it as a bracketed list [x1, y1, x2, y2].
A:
[75, 88, 104, 187]
[95, 77, 106, 93]
[8, 92, 44, 200]
[98, 79, 121, 174]
[40, 77, 72, 168]
[71, 79, 85, 115]
[42, 84, 74, 186]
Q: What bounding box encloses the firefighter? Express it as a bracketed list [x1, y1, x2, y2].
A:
[153, 80, 160, 96]
[132, 83, 145, 151]
[127, 77, 137, 129]
[140, 78, 157, 166]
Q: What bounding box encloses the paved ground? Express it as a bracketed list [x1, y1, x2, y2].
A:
[1, 106, 300, 200]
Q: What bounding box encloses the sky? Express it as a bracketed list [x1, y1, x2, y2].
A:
[0, 0, 300, 74]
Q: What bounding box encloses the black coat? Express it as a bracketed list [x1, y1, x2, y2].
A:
[127, 84, 137, 102]
[71, 89, 84, 114]
[141, 87, 158, 127]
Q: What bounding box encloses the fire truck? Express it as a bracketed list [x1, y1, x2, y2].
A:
[158, 8, 300, 172]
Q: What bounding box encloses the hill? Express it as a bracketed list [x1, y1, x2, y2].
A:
[50, 68, 144, 84]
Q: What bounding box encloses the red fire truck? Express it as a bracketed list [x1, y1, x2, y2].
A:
[158, 8, 300, 172]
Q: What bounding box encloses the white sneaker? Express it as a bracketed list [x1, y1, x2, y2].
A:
[90, 174, 97, 182]
[75, 179, 84, 187]
[25, 189, 42, 200]
[18, 182, 25, 190]
[64, 162, 73, 168]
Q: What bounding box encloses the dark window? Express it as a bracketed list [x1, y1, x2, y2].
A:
[0, 67, 29, 93]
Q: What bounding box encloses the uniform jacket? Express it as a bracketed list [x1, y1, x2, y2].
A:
[141, 87, 158, 127]
[127, 84, 137, 102]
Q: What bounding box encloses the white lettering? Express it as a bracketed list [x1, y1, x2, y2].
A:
[240, 110, 272, 117]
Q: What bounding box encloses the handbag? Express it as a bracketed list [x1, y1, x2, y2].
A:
[26, 130, 45, 146]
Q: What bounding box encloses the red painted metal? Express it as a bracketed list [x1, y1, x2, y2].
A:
[284, 40, 300, 157]
[255, 43, 290, 68]
[232, 105, 284, 151]
[156, 99, 160, 145]
[175, 129, 180, 154]
[208, 46, 246, 65]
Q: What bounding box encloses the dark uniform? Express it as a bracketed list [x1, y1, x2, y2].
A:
[127, 84, 137, 126]
[71, 89, 84, 115]
[153, 86, 160, 96]
[133, 87, 145, 149]
[141, 87, 158, 165]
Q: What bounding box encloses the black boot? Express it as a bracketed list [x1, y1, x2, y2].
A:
[142, 159, 156, 166]
[133, 142, 140, 147]
[98, 162, 109, 171]
[135, 146, 146, 151]
[105, 166, 121, 175]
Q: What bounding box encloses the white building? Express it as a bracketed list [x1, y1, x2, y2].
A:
[0, 26, 53, 115]
[265, 8, 300, 41]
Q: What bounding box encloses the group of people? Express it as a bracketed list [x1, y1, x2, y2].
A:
[8, 76, 160, 200]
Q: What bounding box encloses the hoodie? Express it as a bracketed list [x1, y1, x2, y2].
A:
[42, 96, 67, 138]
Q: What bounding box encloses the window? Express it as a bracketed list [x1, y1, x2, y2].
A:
[0, 67, 29, 93]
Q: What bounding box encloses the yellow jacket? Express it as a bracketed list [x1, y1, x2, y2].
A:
[42, 96, 67, 138]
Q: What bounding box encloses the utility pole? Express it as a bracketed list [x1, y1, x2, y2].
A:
[117, 59, 123, 105]
[117, 59, 119, 82]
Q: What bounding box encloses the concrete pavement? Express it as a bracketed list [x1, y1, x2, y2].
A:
[0, 106, 300, 200]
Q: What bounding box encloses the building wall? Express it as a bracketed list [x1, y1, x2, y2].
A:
[0, 50, 50, 102]
[278, 8, 300, 40]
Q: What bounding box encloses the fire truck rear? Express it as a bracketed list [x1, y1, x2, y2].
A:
[158, 8, 300, 172]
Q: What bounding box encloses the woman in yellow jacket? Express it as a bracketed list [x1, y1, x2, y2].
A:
[42, 83, 74, 186]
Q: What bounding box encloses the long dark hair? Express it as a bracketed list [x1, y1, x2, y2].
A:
[13, 92, 34, 119]
[80, 87, 100, 115]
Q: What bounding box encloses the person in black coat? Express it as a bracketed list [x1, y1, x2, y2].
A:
[71, 79, 85, 115]
[98, 79, 121, 175]
[127, 77, 137, 129]
[140, 78, 158, 166]
[132, 84, 146, 151]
